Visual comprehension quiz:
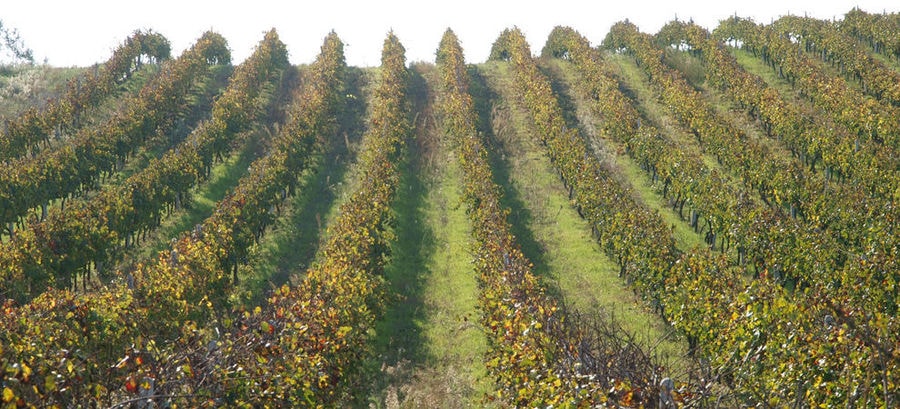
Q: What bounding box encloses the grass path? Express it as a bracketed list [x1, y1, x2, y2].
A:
[111, 128, 260, 275]
[729, 48, 805, 102]
[866, 44, 900, 74]
[108, 65, 298, 275]
[117, 66, 364, 300]
[542, 58, 705, 251]
[477, 61, 687, 364]
[662, 50, 804, 171]
[364, 65, 492, 408]
[237, 66, 371, 306]
[603, 53, 718, 171]
[589, 53, 740, 250]
[0, 67, 228, 247]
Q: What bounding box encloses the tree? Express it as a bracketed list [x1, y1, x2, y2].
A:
[0, 19, 34, 64]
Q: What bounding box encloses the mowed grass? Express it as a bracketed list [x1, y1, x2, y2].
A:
[236, 67, 371, 307]
[589, 52, 725, 249]
[477, 61, 687, 363]
[543, 58, 705, 251]
[235, 142, 353, 306]
[364, 65, 492, 408]
[113, 129, 260, 274]
[662, 49, 801, 168]
[603, 52, 726, 175]
[865, 44, 900, 73]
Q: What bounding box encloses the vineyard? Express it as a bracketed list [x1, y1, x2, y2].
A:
[0, 8, 897, 408]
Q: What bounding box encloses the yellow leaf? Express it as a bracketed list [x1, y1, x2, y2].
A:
[45, 375, 58, 393]
[2, 387, 13, 403]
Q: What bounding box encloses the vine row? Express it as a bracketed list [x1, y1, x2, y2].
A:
[771, 15, 900, 107]
[445, 29, 621, 406]
[0, 29, 341, 406]
[182, 32, 411, 405]
[551, 25, 898, 407]
[839, 8, 900, 60]
[714, 17, 900, 150]
[0, 30, 171, 161]
[656, 19, 898, 199]
[0, 31, 286, 302]
[0, 31, 230, 235]
[605, 21, 895, 304]
[490, 27, 691, 406]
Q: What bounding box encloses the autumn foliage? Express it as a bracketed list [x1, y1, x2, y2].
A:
[0, 9, 897, 408]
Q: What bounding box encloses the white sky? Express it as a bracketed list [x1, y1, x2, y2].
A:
[2, 1, 897, 67]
